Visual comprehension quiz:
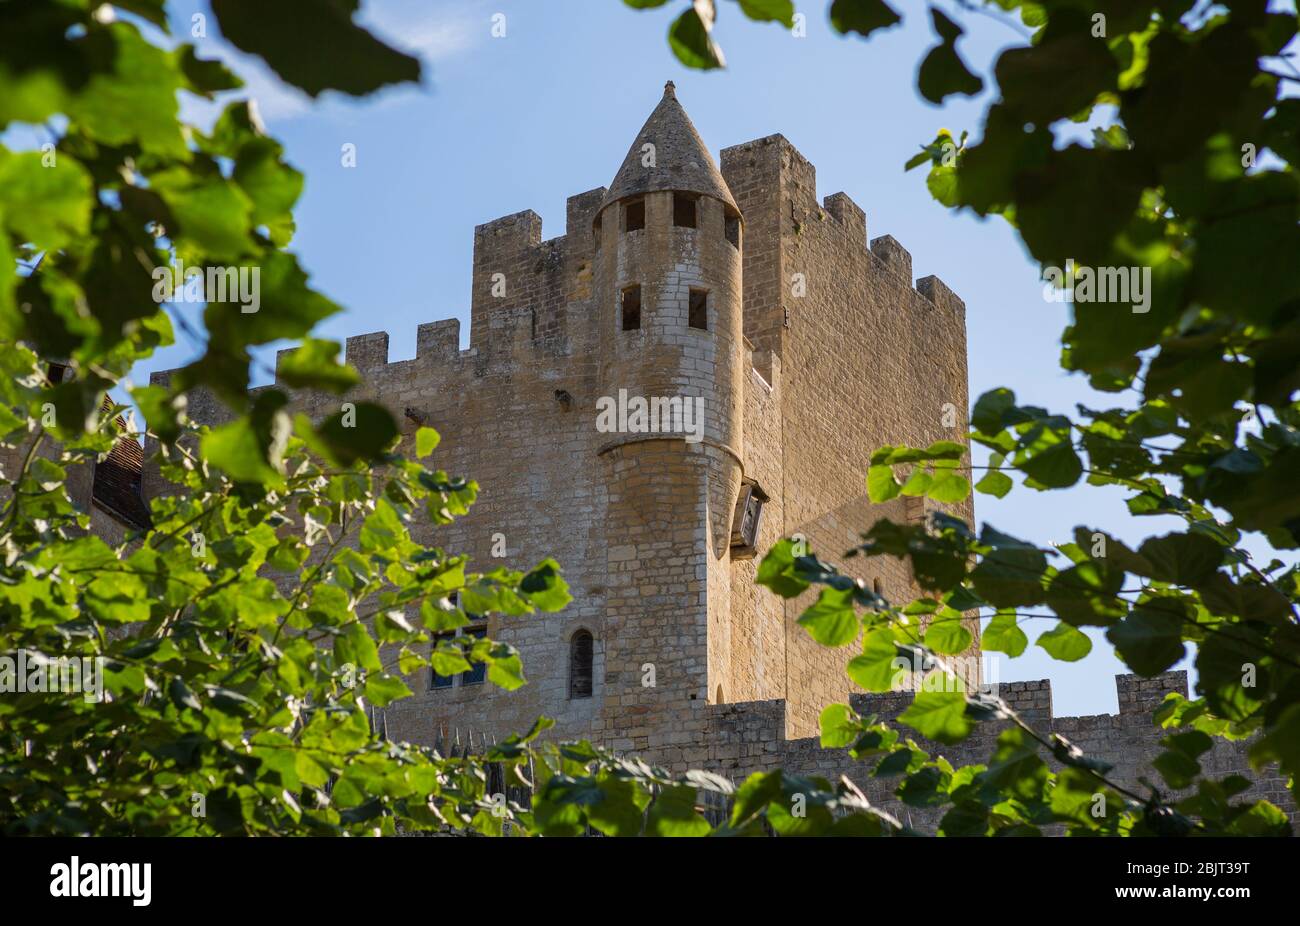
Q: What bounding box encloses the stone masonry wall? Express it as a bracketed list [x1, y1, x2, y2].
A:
[720, 135, 978, 737]
[685, 671, 1296, 832]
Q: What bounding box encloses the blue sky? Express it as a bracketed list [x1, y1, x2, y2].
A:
[90, 1, 1293, 716]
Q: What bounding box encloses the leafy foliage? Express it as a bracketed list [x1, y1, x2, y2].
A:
[3, 0, 1299, 837]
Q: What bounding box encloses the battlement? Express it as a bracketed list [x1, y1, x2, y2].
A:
[705, 672, 1189, 756]
[719, 133, 964, 320]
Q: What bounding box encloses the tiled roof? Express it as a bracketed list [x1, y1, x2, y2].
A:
[600, 81, 738, 213]
[91, 400, 151, 531]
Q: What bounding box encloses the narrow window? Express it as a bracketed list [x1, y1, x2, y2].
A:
[873, 578, 883, 596]
[569, 630, 594, 699]
[430, 631, 455, 690]
[688, 289, 708, 330]
[716, 684, 725, 704]
[624, 199, 645, 232]
[430, 594, 477, 690]
[621, 284, 641, 331]
[460, 627, 488, 686]
[593, 214, 602, 251]
[724, 210, 740, 249]
[673, 193, 697, 228]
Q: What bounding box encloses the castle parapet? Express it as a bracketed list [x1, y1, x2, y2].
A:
[916, 274, 965, 314]
[416, 319, 461, 361]
[1117, 670, 1187, 716]
[822, 192, 866, 245]
[345, 331, 390, 375]
[870, 234, 912, 283]
[566, 187, 607, 244]
[473, 209, 542, 254]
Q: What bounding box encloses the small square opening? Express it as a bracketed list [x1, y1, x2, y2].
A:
[673, 193, 697, 229]
[688, 289, 708, 330]
[621, 284, 641, 331]
[624, 199, 645, 232]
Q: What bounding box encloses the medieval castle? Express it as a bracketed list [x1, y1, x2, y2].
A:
[85, 84, 1289, 829]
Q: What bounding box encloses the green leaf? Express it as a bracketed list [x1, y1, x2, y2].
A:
[176, 45, 243, 96]
[364, 674, 412, 708]
[995, 9, 1118, 125]
[971, 388, 1015, 435]
[755, 538, 811, 598]
[971, 529, 1046, 607]
[520, 559, 572, 612]
[735, 0, 795, 27]
[917, 8, 983, 105]
[847, 628, 902, 692]
[668, 6, 725, 70]
[1036, 622, 1092, 662]
[1195, 629, 1266, 723]
[819, 703, 858, 748]
[275, 339, 358, 393]
[829, 0, 901, 37]
[1152, 749, 1200, 789]
[304, 402, 400, 466]
[925, 460, 970, 503]
[982, 611, 1028, 657]
[0, 151, 93, 250]
[1137, 532, 1223, 586]
[200, 391, 290, 484]
[899, 689, 972, 744]
[797, 586, 860, 646]
[359, 498, 409, 553]
[486, 651, 527, 691]
[867, 463, 901, 502]
[211, 0, 421, 97]
[1020, 441, 1083, 490]
[1106, 603, 1185, 675]
[646, 783, 711, 836]
[974, 468, 1013, 498]
[924, 613, 973, 655]
[151, 167, 255, 259]
[415, 426, 441, 458]
[231, 136, 304, 246]
[68, 23, 186, 157]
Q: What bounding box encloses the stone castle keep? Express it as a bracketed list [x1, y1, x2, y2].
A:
[115, 84, 1288, 827]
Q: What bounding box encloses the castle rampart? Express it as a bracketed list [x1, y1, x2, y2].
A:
[130, 85, 1294, 831]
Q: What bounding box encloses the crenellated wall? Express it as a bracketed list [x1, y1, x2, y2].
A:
[141, 119, 988, 757]
[690, 671, 1296, 832]
[6, 76, 1283, 837]
[127, 91, 1298, 833]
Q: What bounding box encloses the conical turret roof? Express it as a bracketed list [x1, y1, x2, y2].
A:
[600, 82, 737, 213]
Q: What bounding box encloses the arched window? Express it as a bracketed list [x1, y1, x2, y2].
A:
[569, 630, 594, 699]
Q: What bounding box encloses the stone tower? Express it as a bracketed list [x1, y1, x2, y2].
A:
[146, 82, 981, 756]
[593, 82, 746, 717]
[119, 84, 1296, 828]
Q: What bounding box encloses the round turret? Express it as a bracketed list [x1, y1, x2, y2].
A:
[593, 82, 745, 559]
